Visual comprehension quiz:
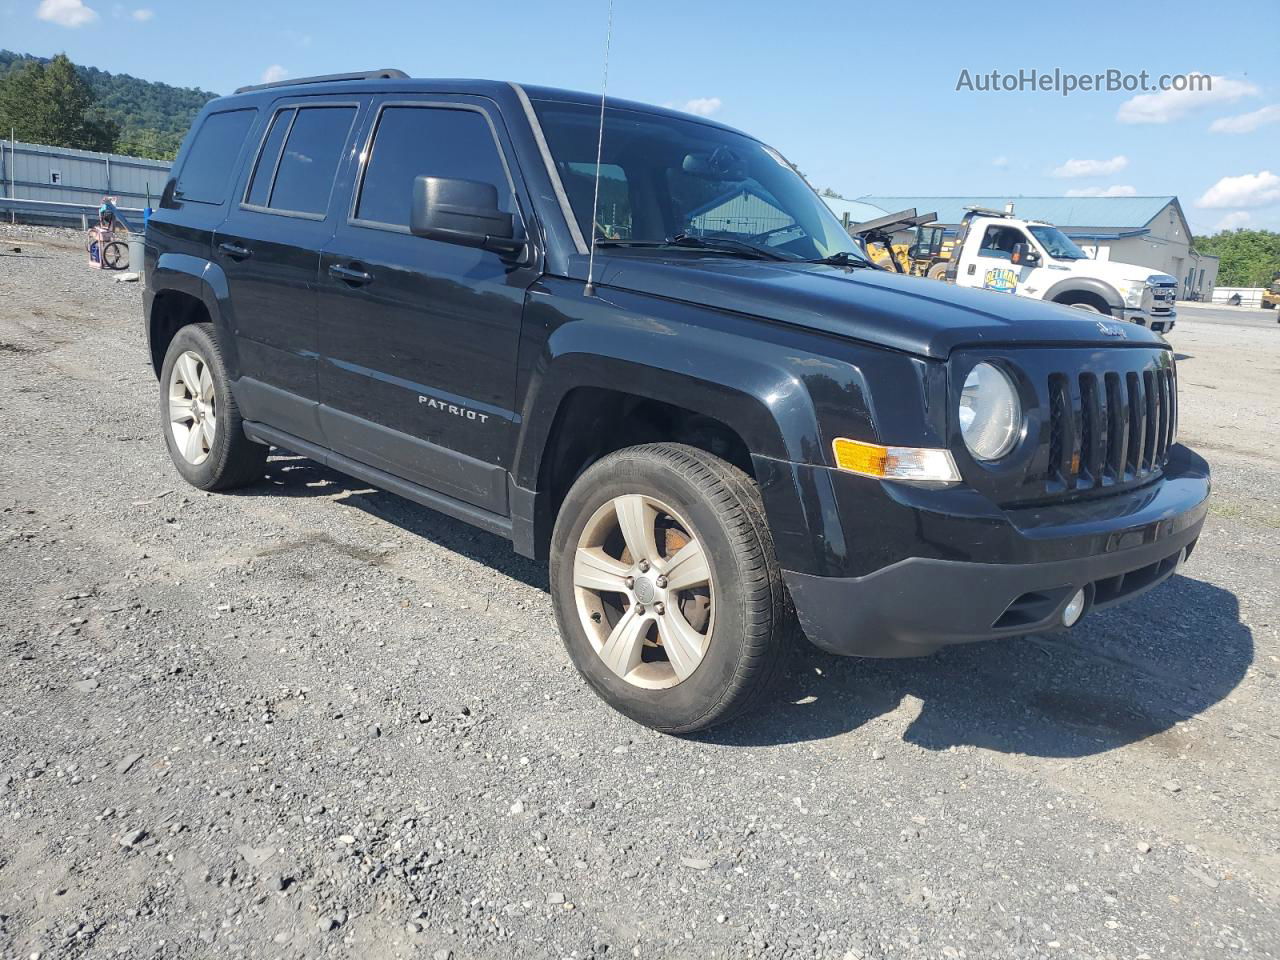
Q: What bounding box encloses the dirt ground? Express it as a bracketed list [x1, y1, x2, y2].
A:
[1, 227, 1278, 960]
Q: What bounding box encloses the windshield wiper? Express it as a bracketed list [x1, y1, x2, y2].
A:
[664, 233, 792, 261]
[593, 234, 793, 262]
[803, 251, 878, 268]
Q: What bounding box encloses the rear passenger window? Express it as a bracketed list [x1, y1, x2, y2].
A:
[245, 108, 295, 208]
[355, 106, 514, 228]
[253, 105, 356, 216]
[175, 108, 256, 205]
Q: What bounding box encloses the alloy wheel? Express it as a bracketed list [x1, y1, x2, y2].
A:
[168, 350, 216, 465]
[572, 494, 714, 689]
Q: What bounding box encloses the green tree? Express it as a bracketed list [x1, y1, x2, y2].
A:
[1, 49, 217, 160]
[1193, 229, 1280, 287]
[0, 53, 117, 151]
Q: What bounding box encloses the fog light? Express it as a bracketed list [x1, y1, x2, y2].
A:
[1062, 589, 1086, 628]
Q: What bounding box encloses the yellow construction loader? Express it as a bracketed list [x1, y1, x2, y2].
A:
[851, 209, 953, 278]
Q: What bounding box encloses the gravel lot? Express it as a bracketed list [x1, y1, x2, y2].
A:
[1, 226, 1278, 960]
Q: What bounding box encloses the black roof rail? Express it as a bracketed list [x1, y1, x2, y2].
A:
[234, 69, 409, 95]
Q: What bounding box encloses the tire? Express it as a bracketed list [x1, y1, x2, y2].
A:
[1065, 301, 1105, 315]
[926, 262, 949, 281]
[550, 443, 793, 734]
[101, 241, 127, 270]
[159, 323, 266, 491]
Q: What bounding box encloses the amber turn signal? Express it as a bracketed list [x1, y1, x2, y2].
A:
[831, 438, 961, 483]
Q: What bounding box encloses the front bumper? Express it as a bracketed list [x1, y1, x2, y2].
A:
[1120, 306, 1176, 333]
[775, 444, 1210, 658]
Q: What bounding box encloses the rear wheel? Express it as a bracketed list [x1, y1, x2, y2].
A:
[159, 323, 266, 491]
[926, 262, 949, 281]
[550, 443, 792, 733]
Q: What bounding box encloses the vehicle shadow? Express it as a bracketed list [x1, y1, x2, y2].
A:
[234, 452, 549, 591]
[238, 454, 1250, 760]
[701, 575, 1252, 757]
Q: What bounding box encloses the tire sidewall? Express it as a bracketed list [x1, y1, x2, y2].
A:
[550, 451, 752, 731]
[159, 324, 234, 490]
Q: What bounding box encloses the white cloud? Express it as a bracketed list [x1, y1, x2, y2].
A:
[36, 0, 98, 27]
[674, 97, 722, 117]
[1213, 211, 1251, 231]
[1209, 103, 1280, 134]
[260, 64, 289, 84]
[1196, 170, 1280, 209]
[1117, 74, 1257, 124]
[1065, 185, 1138, 198]
[992, 155, 1009, 168]
[1051, 155, 1128, 178]
[130, 6, 152, 19]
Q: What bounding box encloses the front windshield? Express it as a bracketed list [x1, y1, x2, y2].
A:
[533, 100, 866, 263]
[1028, 225, 1088, 261]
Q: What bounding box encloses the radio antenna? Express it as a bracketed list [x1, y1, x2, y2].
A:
[583, 0, 614, 297]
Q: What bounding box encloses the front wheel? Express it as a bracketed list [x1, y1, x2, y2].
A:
[1065, 301, 1106, 315]
[550, 443, 793, 734]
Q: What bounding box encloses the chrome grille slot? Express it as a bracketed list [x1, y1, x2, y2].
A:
[1143, 369, 1159, 470]
[1078, 373, 1103, 488]
[1126, 371, 1145, 477]
[1104, 371, 1126, 484]
[1047, 373, 1072, 490]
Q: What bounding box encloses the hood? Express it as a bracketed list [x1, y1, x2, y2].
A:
[587, 254, 1165, 359]
[1060, 257, 1173, 285]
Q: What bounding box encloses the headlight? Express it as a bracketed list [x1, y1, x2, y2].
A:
[959, 362, 1022, 461]
[1124, 281, 1148, 307]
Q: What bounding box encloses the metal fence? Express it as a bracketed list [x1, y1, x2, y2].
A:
[0, 137, 170, 225]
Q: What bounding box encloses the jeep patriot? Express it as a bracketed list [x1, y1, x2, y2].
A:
[144, 71, 1211, 732]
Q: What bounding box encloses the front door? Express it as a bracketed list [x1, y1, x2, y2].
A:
[315, 97, 539, 515]
[957, 223, 1034, 297]
[214, 98, 366, 444]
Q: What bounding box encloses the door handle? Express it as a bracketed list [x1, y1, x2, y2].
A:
[218, 241, 252, 260]
[328, 263, 373, 285]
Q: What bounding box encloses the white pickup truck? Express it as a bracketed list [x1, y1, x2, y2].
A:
[936, 207, 1178, 333]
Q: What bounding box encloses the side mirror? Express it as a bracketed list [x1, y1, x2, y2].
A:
[1010, 241, 1040, 266]
[410, 176, 524, 257]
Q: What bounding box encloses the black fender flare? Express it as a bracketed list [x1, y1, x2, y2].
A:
[148, 253, 242, 377]
[1044, 276, 1123, 311]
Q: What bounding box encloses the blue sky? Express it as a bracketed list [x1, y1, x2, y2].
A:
[5, 0, 1278, 232]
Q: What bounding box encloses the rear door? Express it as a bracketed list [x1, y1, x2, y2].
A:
[315, 96, 539, 514]
[214, 98, 366, 444]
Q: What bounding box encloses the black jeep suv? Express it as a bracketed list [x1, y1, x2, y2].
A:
[144, 71, 1210, 733]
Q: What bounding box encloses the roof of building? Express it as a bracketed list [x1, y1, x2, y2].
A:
[858, 195, 1178, 229]
[822, 197, 891, 224]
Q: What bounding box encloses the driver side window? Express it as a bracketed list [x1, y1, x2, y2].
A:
[979, 225, 1025, 260]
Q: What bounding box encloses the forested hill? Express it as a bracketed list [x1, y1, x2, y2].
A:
[0, 50, 217, 160]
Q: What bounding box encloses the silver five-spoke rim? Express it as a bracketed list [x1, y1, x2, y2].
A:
[169, 350, 216, 466]
[573, 494, 714, 690]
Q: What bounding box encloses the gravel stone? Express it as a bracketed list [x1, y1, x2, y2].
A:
[0, 229, 1277, 959]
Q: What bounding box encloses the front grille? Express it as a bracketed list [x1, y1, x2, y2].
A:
[1150, 284, 1177, 316]
[1046, 359, 1176, 494]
